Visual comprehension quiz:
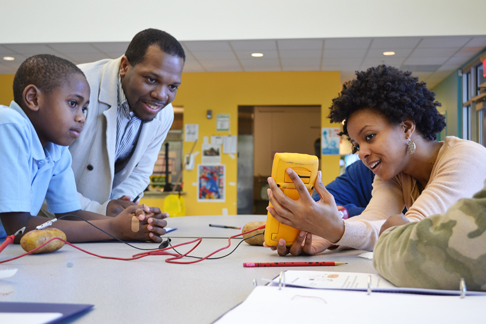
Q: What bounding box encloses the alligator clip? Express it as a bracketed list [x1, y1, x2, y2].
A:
[0, 226, 26, 253]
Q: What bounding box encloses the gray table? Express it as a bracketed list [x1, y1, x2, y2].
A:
[0, 216, 377, 323]
[166, 215, 266, 238]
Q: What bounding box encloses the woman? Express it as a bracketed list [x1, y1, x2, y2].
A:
[266, 65, 486, 255]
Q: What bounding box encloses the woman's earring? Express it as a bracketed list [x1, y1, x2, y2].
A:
[407, 138, 416, 155]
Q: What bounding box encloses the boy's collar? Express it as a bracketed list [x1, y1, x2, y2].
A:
[9, 101, 62, 162]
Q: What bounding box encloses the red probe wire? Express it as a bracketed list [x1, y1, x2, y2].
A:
[0, 225, 266, 264]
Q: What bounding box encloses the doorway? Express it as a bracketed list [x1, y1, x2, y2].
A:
[237, 105, 321, 214]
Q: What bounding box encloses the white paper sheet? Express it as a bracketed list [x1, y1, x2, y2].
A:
[0, 312, 62, 324]
[216, 286, 486, 324]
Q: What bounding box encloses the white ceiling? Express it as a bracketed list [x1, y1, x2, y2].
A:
[1, 35, 486, 88]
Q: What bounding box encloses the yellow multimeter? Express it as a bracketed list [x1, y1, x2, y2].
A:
[264, 153, 319, 247]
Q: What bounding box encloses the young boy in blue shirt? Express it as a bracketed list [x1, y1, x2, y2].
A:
[0, 54, 167, 243]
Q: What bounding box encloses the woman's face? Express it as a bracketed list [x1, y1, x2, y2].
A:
[347, 108, 408, 181]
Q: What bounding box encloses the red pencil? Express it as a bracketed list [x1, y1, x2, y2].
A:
[243, 261, 347, 267]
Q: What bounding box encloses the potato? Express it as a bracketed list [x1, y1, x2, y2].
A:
[242, 221, 266, 246]
[20, 228, 66, 254]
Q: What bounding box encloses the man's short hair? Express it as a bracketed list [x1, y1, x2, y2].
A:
[13, 54, 84, 105]
[125, 28, 186, 66]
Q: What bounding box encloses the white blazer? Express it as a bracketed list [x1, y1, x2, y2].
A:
[69, 57, 174, 214]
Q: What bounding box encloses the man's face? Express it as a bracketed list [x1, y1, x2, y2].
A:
[120, 45, 184, 121]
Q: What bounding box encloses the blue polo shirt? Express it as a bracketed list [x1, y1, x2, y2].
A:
[0, 101, 81, 221]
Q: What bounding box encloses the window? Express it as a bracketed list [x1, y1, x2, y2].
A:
[480, 109, 485, 146]
[462, 70, 471, 140]
[476, 64, 485, 96]
[461, 61, 486, 144]
[477, 64, 486, 146]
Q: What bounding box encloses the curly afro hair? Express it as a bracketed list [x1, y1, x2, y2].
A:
[328, 65, 446, 141]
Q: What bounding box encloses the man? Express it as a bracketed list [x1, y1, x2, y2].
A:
[43, 28, 185, 217]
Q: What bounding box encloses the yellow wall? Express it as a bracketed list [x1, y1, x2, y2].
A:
[172, 71, 342, 216]
[0, 75, 14, 105]
[0, 71, 342, 216]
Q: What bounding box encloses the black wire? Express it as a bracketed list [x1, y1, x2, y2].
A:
[56, 214, 263, 257]
[167, 232, 264, 260]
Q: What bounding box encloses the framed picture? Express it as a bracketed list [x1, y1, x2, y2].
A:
[198, 165, 225, 202]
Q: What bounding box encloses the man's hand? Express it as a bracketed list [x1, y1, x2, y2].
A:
[263, 231, 334, 256]
[106, 196, 134, 216]
[379, 214, 410, 235]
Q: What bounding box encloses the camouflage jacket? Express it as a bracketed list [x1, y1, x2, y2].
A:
[373, 182, 486, 291]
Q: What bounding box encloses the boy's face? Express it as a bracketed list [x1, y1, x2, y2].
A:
[36, 73, 90, 147]
[120, 45, 184, 122]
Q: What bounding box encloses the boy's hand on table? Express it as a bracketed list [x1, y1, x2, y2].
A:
[107, 196, 134, 216]
[138, 206, 169, 241]
[263, 231, 333, 256]
[135, 206, 168, 222]
[112, 205, 168, 242]
[379, 214, 410, 235]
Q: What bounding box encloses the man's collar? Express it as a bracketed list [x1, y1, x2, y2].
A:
[98, 56, 123, 108]
[118, 74, 140, 120]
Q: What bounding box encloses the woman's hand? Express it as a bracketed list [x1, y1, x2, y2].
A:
[266, 169, 345, 243]
[264, 231, 334, 256]
[379, 214, 410, 235]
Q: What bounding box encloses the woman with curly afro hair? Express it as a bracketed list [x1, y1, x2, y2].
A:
[266, 65, 486, 256]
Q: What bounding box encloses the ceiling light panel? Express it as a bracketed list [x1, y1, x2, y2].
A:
[277, 39, 323, 50]
[230, 39, 277, 51]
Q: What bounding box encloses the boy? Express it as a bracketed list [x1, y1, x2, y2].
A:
[0, 54, 167, 243]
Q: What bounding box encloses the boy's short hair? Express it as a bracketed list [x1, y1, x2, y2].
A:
[125, 28, 185, 66]
[13, 54, 84, 105]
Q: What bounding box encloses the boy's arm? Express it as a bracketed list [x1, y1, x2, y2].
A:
[1, 205, 168, 244]
[0, 212, 116, 243]
[56, 207, 168, 224]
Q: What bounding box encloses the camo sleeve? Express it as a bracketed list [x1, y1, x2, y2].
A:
[373, 183, 486, 291]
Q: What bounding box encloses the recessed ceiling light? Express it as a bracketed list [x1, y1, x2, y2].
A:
[251, 53, 264, 58]
[3, 56, 15, 61]
[383, 51, 395, 56]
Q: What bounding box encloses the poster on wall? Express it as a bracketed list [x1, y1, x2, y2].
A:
[216, 114, 230, 131]
[198, 165, 225, 202]
[223, 135, 237, 154]
[211, 136, 223, 145]
[202, 144, 221, 164]
[185, 124, 199, 142]
[321, 127, 340, 155]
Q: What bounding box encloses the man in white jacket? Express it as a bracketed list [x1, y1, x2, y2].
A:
[43, 28, 185, 218]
